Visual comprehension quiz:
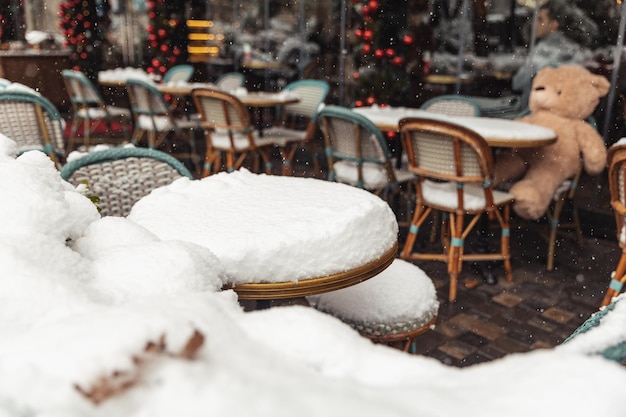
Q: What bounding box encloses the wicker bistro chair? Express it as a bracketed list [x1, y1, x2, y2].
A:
[191, 87, 278, 176]
[215, 72, 245, 92]
[262, 79, 330, 175]
[0, 89, 66, 165]
[601, 142, 626, 306]
[399, 117, 515, 303]
[307, 259, 439, 353]
[60, 147, 193, 218]
[162, 64, 195, 84]
[420, 94, 482, 243]
[62, 69, 132, 152]
[318, 105, 415, 223]
[420, 94, 482, 117]
[125, 78, 200, 166]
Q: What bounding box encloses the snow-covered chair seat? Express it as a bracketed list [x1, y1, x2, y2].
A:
[306, 258, 439, 352]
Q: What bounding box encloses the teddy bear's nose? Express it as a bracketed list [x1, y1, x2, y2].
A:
[534, 86, 546, 91]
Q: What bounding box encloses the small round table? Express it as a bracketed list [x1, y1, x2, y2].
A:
[225, 242, 397, 301]
[128, 170, 399, 308]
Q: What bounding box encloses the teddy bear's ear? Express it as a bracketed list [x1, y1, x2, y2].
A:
[591, 74, 611, 97]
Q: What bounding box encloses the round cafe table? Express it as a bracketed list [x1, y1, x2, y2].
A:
[127, 170, 399, 306]
[352, 106, 556, 148]
[225, 242, 397, 301]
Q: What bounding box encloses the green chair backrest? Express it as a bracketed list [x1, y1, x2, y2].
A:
[163, 64, 195, 83]
[420, 94, 482, 117]
[60, 147, 193, 217]
[0, 89, 66, 159]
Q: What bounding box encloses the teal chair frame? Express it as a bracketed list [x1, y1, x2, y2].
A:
[61, 147, 193, 217]
[215, 72, 245, 91]
[318, 105, 414, 224]
[265, 79, 330, 175]
[420, 94, 482, 117]
[162, 64, 195, 83]
[62, 69, 132, 151]
[319, 104, 395, 188]
[0, 89, 66, 164]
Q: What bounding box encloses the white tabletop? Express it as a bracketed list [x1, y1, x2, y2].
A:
[353, 106, 556, 148]
[128, 170, 397, 290]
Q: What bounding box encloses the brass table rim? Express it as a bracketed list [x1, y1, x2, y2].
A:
[224, 241, 398, 300]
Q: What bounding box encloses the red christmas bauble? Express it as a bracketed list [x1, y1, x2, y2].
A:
[366, 96, 376, 105]
[362, 44, 371, 53]
[355, 100, 363, 107]
[392, 56, 404, 66]
[374, 49, 384, 58]
[368, 0, 378, 11]
[158, 29, 167, 38]
[363, 29, 372, 41]
[402, 34, 414, 45]
[385, 48, 395, 57]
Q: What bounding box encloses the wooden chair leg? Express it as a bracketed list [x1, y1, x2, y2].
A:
[602, 251, 626, 306]
[546, 199, 565, 271]
[499, 205, 513, 281]
[400, 205, 431, 259]
[429, 210, 440, 243]
[446, 213, 464, 303]
[572, 205, 585, 248]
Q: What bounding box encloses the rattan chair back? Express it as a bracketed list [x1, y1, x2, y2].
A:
[399, 117, 514, 302]
[263, 79, 330, 175]
[192, 87, 252, 133]
[420, 94, 482, 117]
[215, 72, 245, 91]
[282, 79, 329, 121]
[126, 78, 171, 122]
[125, 78, 176, 148]
[191, 87, 274, 176]
[602, 142, 626, 306]
[319, 105, 396, 189]
[0, 90, 65, 164]
[163, 64, 194, 83]
[62, 69, 132, 151]
[60, 147, 192, 217]
[400, 117, 492, 204]
[63, 69, 104, 108]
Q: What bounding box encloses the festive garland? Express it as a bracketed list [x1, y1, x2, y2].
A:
[58, 0, 110, 79]
[0, 0, 25, 43]
[145, 0, 187, 77]
[351, 0, 413, 108]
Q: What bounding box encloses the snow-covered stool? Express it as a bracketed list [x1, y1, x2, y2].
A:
[306, 258, 439, 353]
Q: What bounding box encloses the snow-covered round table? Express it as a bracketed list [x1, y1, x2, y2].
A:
[128, 170, 399, 301]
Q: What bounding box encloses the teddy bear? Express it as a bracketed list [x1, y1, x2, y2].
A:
[493, 64, 610, 220]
